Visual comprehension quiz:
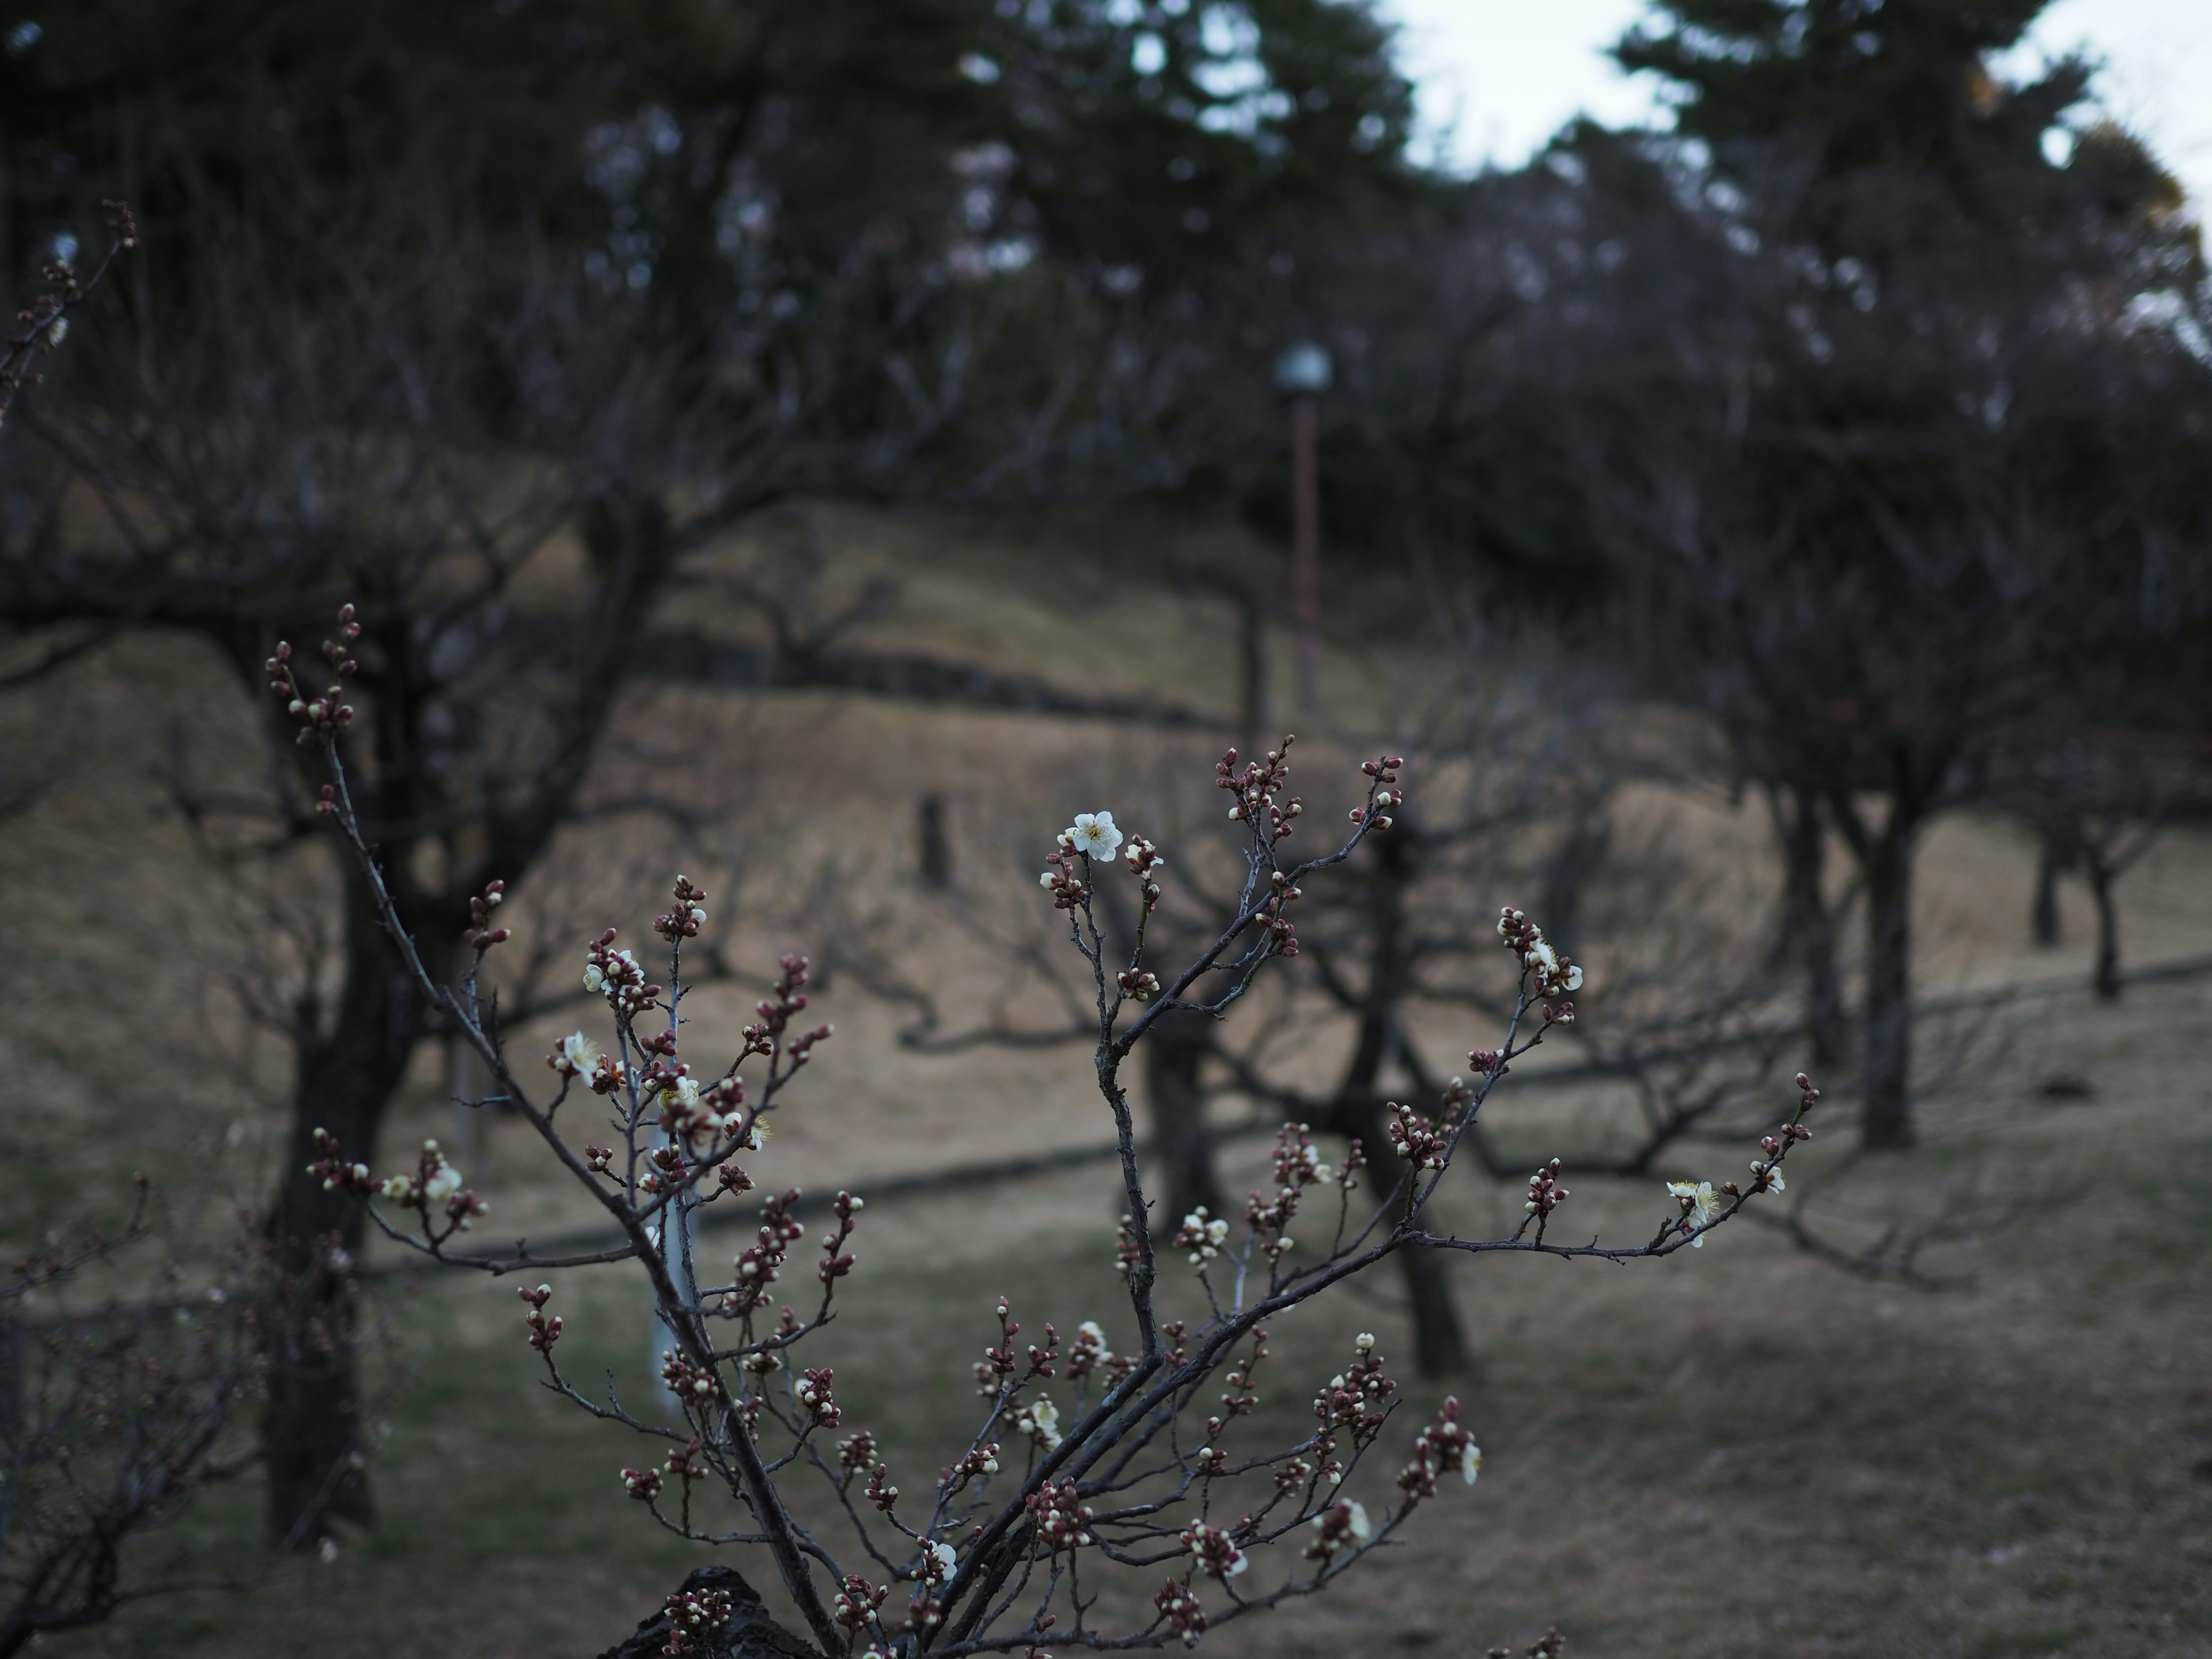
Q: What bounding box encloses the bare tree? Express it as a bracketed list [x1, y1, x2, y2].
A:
[279, 616, 1824, 1655]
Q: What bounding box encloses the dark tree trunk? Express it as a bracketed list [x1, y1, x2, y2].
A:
[1334, 830, 1468, 1378]
[1143, 1008, 1226, 1227]
[1236, 589, 1268, 759]
[262, 862, 438, 1546]
[1860, 825, 1915, 1151]
[1769, 782, 1846, 1070]
[2031, 830, 2064, 948]
[2085, 851, 2122, 1000]
[915, 792, 952, 890]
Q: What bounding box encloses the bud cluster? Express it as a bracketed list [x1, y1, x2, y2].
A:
[1346, 753, 1404, 831]
[1066, 1319, 1115, 1380]
[1123, 833, 1166, 910]
[306, 1127, 372, 1194]
[655, 874, 709, 943]
[660, 1584, 732, 1657]
[796, 1366, 841, 1430]
[1243, 1122, 1347, 1265]
[728, 1190, 806, 1316]
[1171, 1206, 1230, 1267]
[373, 1138, 486, 1233]
[1154, 1577, 1207, 1647]
[1524, 1157, 1569, 1219]
[1496, 907, 1584, 1017]
[834, 1575, 888, 1635]
[1396, 1395, 1480, 1503]
[1025, 1478, 1096, 1554]
[1313, 1332, 1396, 1452]
[463, 880, 509, 954]
[1384, 1100, 1447, 1172]
[582, 930, 660, 1013]
[1180, 1520, 1247, 1581]
[264, 606, 361, 748]
[1302, 1498, 1373, 1563]
[1217, 738, 1305, 845]
[742, 953, 832, 1070]
[519, 1283, 563, 1353]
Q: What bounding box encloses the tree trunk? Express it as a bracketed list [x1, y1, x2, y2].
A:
[261, 861, 436, 1548]
[1770, 782, 1846, 1070]
[2031, 830, 2063, 948]
[1143, 1009, 1226, 1227]
[1236, 589, 1268, 759]
[1859, 826, 1915, 1151]
[2086, 852, 2121, 1000]
[1334, 830, 1468, 1378]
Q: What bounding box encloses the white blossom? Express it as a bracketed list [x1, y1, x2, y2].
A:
[1016, 1397, 1063, 1450]
[582, 963, 606, 994]
[1460, 1442, 1483, 1485]
[1665, 1179, 1724, 1243]
[556, 1031, 602, 1074]
[424, 1162, 464, 1205]
[1067, 811, 1123, 859]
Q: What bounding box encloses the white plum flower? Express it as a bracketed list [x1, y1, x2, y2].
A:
[424, 1162, 464, 1205]
[1460, 1442, 1483, 1485]
[1530, 938, 1558, 975]
[556, 1031, 602, 1074]
[1017, 1397, 1063, 1450]
[1751, 1159, 1786, 1193]
[1665, 1179, 1724, 1243]
[378, 1176, 413, 1201]
[1563, 964, 1584, 991]
[582, 962, 606, 994]
[1067, 812, 1123, 859]
[928, 1540, 957, 1582]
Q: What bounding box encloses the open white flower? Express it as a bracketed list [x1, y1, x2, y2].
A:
[1751, 1159, 1786, 1194]
[1460, 1442, 1483, 1485]
[1665, 1179, 1724, 1243]
[582, 962, 606, 994]
[1016, 1397, 1063, 1450]
[1067, 811, 1123, 859]
[556, 1031, 602, 1074]
[424, 1162, 464, 1204]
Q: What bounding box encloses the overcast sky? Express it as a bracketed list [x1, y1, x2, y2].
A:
[1383, 0, 2212, 214]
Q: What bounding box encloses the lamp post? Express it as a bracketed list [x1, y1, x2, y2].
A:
[1274, 340, 1331, 719]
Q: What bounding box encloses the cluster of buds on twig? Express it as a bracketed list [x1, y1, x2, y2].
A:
[662, 1350, 719, 1410]
[1384, 1100, 1448, 1172]
[1255, 865, 1305, 957]
[583, 930, 660, 1014]
[817, 1190, 862, 1286]
[1218, 738, 1306, 844]
[1397, 1396, 1480, 1503]
[660, 1584, 732, 1657]
[1026, 1478, 1096, 1553]
[1181, 1520, 1248, 1581]
[374, 1139, 486, 1232]
[796, 1366, 841, 1430]
[552, 1031, 623, 1097]
[940, 1442, 1001, 1498]
[1154, 1577, 1207, 1647]
[463, 879, 509, 954]
[1172, 1206, 1230, 1266]
[1313, 1333, 1396, 1451]
[264, 605, 361, 748]
[1525, 1158, 1569, 1220]
[1346, 752, 1404, 830]
[655, 874, 709, 943]
[1303, 1499, 1373, 1564]
[0, 202, 138, 426]
[1113, 1211, 1143, 1277]
[728, 1190, 805, 1315]
[306, 1127, 372, 1194]
[1116, 967, 1161, 1000]
[1497, 906, 1583, 1018]
[742, 953, 831, 1070]
[1244, 1122, 1348, 1264]
[834, 1575, 888, 1636]
[1123, 832, 1166, 908]
[1749, 1072, 1820, 1191]
[519, 1283, 563, 1353]
[1066, 1319, 1115, 1380]
[622, 1464, 664, 1503]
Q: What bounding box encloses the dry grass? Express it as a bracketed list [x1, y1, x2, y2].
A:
[5, 513, 2210, 1658]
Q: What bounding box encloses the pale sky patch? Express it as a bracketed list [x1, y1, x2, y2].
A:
[1382, 0, 2212, 214]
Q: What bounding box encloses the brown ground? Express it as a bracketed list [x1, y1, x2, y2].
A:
[5, 511, 2209, 1658]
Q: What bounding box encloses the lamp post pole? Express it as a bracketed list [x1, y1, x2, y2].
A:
[1274, 342, 1331, 720]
